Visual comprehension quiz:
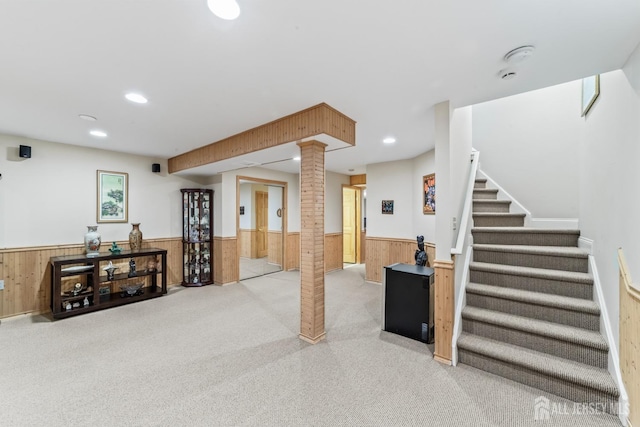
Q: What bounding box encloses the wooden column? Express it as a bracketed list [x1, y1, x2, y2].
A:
[298, 140, 327, 344]
[433, 259, 454, 364]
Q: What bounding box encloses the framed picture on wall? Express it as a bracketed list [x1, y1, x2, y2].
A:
[581, 75, 600, 117]
[423, 173, 435, 215]
[382, 200, 394, 214]
[97, 170, 128, 223]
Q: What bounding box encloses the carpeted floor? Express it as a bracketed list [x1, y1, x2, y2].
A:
[0, 265, 621, 426]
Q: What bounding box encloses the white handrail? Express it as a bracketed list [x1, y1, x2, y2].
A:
[451, 150, 479, 255]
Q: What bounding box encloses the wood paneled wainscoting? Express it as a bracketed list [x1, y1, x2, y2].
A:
[285, 232, 300, 271]
[283, 232, 343, 273]
[239, 229, 257, 259]
[365, 237, 436, 283]
[0, 238, 183, 319]
[619, 249, 639, 426]
[324, 233, 343, 273]
[268, 231, 283, 267]
[214, 237, 238, 285]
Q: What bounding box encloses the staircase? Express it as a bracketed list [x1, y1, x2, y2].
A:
[457, 177, 620, 412]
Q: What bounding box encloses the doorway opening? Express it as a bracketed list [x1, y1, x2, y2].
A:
[343, 185, 364, 267]
[237, 177, 287, 280]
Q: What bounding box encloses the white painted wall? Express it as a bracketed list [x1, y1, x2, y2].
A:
[579, 68, 640, 347]
[366, 159, 414, 239]
[268, 185, 283, 231]
[450, 106, 473, 242]
[325, 171, 350, 234]
[412, 150, 436, 242]
[435, 101, 452, 260]
[239, 183, 252, 229]
[367, 152, 437, 243]
[0, 134, 204, 248]
[472, 81, 583, 218]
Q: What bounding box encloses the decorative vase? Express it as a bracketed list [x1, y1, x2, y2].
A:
[84, 226, 101, 257]
[129, 223, 142, 251]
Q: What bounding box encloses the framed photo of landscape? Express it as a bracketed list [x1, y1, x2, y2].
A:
[423, 173, 435, 214]
[97, 170, 128, 223]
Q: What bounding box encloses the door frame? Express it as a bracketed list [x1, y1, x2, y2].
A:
[236, 176, 288, 279]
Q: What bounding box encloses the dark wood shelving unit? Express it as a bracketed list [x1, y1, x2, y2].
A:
[182, 189, 213, 286]
[50, 248, 167, 319]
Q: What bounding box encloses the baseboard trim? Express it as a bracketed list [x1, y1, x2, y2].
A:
[578, 236, 594, 254]
[433, 354, 452, 365]
[590, 255, 629, 426]
[299, 332, 326, 344]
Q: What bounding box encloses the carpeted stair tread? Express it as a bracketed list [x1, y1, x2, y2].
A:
[472, 200, 511, 204]
[462, 306, 608, 350]
[469, 261, 593, 284]
[472, 213, 526, 218]
[466, 282, 600, 315]
[472, 244, 589, 258]
[472, 227, 580, 235]
[457, 333, 619, 397]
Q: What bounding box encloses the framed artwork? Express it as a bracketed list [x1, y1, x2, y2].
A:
[382, 200, 394, 214]
[97, 170, 128, 223]
[581, 75, 600, 117]
[423, 173, 435, 214]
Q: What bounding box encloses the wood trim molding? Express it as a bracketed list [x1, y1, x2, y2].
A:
[433, 259, 455, 365]
[349, 174, 366, 186]
[168, 103, 355, 173]
[619, 248, 639, 426]
[619, 248, 640, 302]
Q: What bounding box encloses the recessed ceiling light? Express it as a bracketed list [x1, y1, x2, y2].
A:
[207, 0, 240, 20]
[293, 156, 301, 161]
[125, 93, 148, 104]
[504, 45, 535, 64]
[383, 137, 396, 144]
[78, 114, 97, 121]
[90, 130, 107, 138]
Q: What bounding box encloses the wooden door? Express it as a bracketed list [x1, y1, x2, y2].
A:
[256, 191, 268, 258]
[343, 187, 357, 263]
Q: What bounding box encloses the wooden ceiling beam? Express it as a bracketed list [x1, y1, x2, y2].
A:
[168, 103, 355, 174]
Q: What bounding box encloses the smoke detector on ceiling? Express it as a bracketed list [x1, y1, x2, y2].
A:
[504, 45, 535, 64]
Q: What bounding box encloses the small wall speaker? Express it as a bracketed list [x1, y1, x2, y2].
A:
[152, 163, 161, 173]
[19, 145, 31, 159]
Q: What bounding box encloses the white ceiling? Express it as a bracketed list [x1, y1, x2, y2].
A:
[1, 1, 639, 178]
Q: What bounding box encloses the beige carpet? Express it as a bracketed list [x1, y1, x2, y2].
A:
[0, 265, 621, 426]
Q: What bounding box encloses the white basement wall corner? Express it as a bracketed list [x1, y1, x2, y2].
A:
[367, 152, 436, 243]
[325, 171, 350, 234]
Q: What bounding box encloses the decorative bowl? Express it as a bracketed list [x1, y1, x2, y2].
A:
[120, 283, 144, 296]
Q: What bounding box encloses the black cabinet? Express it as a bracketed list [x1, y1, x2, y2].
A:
[382, 263, 435, 343]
